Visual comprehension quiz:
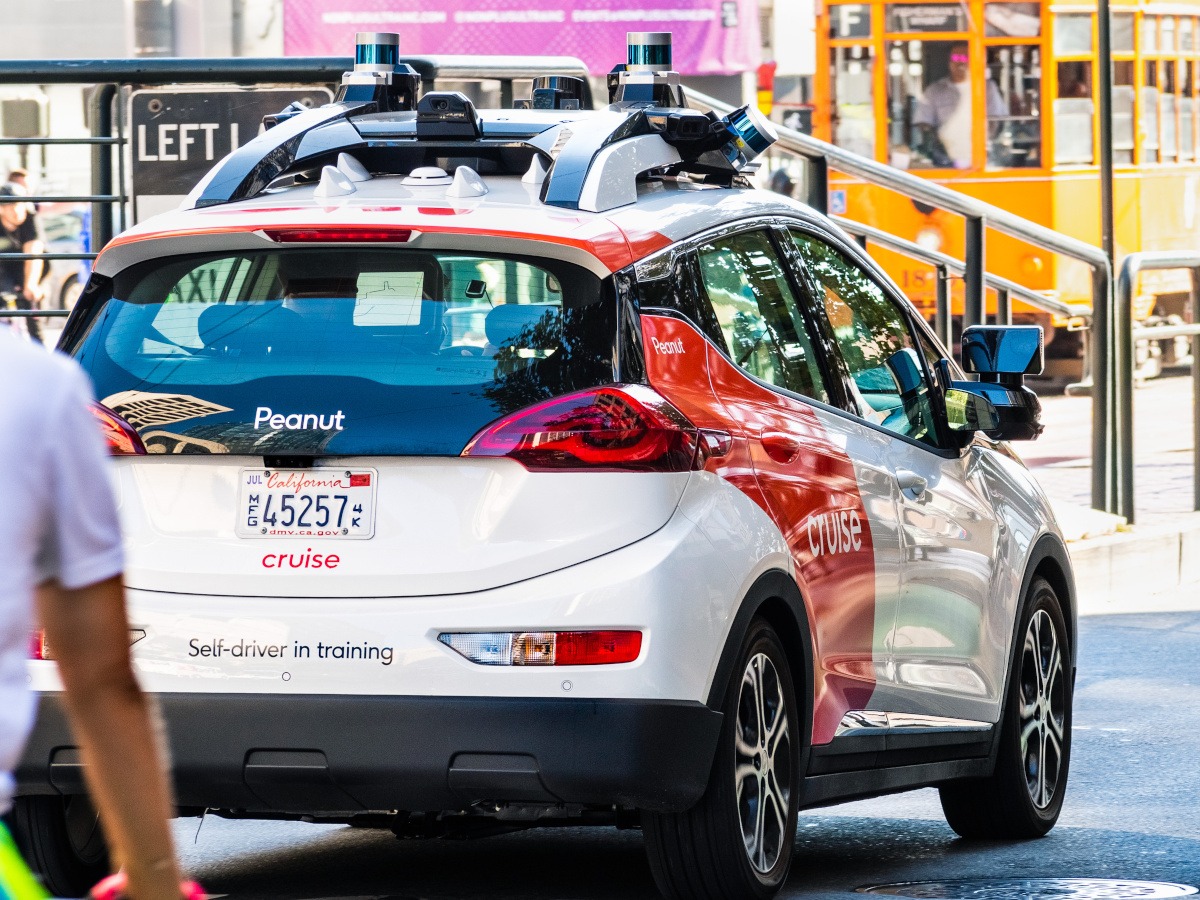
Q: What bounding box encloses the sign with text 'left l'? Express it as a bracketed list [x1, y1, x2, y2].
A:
[129, 87, 334, 222]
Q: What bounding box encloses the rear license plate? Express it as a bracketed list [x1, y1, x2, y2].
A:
[236, 469, 377, 539]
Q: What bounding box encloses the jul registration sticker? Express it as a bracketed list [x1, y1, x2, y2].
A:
[237, 469, 377, 539]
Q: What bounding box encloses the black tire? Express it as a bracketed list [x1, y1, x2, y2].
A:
[58, 274, 83, 312]
[643, 618, 800, 900]
[6, 794, 110, 897]
[940, 576, 1072, 838]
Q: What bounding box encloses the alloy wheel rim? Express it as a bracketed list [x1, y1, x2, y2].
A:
[1019, 607, 1067, 810]
[735, 651, 792, 874]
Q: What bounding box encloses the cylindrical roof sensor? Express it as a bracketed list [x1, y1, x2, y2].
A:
[355, 32, 399, 70]
[627, 32, 672, 71]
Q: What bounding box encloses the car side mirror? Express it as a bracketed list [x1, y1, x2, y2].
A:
[945, 325, 1044, 442]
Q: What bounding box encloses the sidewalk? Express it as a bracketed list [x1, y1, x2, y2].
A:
[1026, 375, 1200, 613]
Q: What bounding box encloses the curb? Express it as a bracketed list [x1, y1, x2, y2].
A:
[1068, 512, 1200, 614]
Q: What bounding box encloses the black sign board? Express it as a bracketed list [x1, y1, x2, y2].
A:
[130, 87, 333, 199]
[886, 3, 971, 33]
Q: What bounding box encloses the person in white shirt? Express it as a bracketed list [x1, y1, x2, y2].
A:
[914, 43, 1007, 168]
[0, 332, 196, 900]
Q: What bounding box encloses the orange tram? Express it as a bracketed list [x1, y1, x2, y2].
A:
[812, 0, 1200, 379]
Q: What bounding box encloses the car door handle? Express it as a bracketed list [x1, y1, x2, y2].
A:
[760, 432, 800, 464]
[896, 469, 928, 500]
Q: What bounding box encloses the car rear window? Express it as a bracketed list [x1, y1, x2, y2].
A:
[71, 249, 617, 456]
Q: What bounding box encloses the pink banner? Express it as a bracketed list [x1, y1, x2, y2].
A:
[283, 0, 760, 76]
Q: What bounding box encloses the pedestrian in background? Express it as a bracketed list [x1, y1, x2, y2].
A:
[0, 170, 46, 343]
[0, 330, 201, 900]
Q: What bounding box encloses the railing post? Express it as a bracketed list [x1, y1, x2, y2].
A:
[1192, 267, 1200, 512]
[964, 215, 985, 329]
[807, 155, 828, 215]
[1116, 258, 1136, 522]
[88, 84, 117, 252]
[997, 288, 1011, 325]
[1092, 262, 1115, 514]
[936, 265, 952, 350]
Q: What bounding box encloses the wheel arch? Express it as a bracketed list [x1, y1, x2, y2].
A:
[1024, 532, 1078, 667]
[978, 530, 1077, 769]
[705, 569, 815, 767]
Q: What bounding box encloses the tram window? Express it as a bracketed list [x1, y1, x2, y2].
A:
[1054, 62, 1094, 165]
[1142, 63, 1160, 163]
[1113, 14, 1136, 52]
[831, 46, 877, 158]
[1183, 61, 1196, 162]
[1114, 61, 1136, 164]
[886, 2, 971, 32]
[1181, 18, 1194, 52]
[887, 41, 1007, 169]
[986, 45, 1042, 168]
[1162, 62, 1179, 162]
[1143, 17, 1159, 54]
[1054, 14, 1093, 54]
[984, 2, 1040, 37]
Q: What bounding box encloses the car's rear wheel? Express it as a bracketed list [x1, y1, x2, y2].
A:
[939, 576, 1071, 838]
[6, 794, 110, 897]
[643, 618, 799, 900]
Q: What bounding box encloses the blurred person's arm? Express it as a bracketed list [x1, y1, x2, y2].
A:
[21, 236, 43, 302]
[36, 577, 184, 900]
[34, 361, 185, 900]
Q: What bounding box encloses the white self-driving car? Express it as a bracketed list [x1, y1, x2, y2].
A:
[12, 33, 1074, 900]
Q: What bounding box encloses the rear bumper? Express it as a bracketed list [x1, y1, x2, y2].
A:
[15, 693, 722, 815]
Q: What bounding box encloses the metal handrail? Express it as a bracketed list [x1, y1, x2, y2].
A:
[0, 55, 590, 86]
[832, 217, 1088, 320]
[1114, 252, 1200, 522]
[684, 88, 1109, 272]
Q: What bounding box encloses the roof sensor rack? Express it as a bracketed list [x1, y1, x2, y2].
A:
[183, 30, 774, 214]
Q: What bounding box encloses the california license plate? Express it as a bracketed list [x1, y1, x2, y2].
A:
[236, 469, 377, 539]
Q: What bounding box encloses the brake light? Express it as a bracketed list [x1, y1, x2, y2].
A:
[88, 403, 147, 456]
[439, 631, 643, 666]
[262, 227, 413, 243]
[29, 630, 50, 660]
[462, 385, 700, 472]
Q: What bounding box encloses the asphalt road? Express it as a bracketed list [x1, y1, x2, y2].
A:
[173, 602, 1200, 900]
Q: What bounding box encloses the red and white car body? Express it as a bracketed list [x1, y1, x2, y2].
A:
[15, 42, 1074, 899]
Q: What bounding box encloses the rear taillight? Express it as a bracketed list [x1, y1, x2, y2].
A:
[461, 385, 700, 472]
[89, 403, 147, 456]
[29, 630, 50, 660]
[439, 630, 643, 666]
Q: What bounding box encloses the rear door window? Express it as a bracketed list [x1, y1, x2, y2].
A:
[695, 230, 830, 404]
[71, 249, 615, 456]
